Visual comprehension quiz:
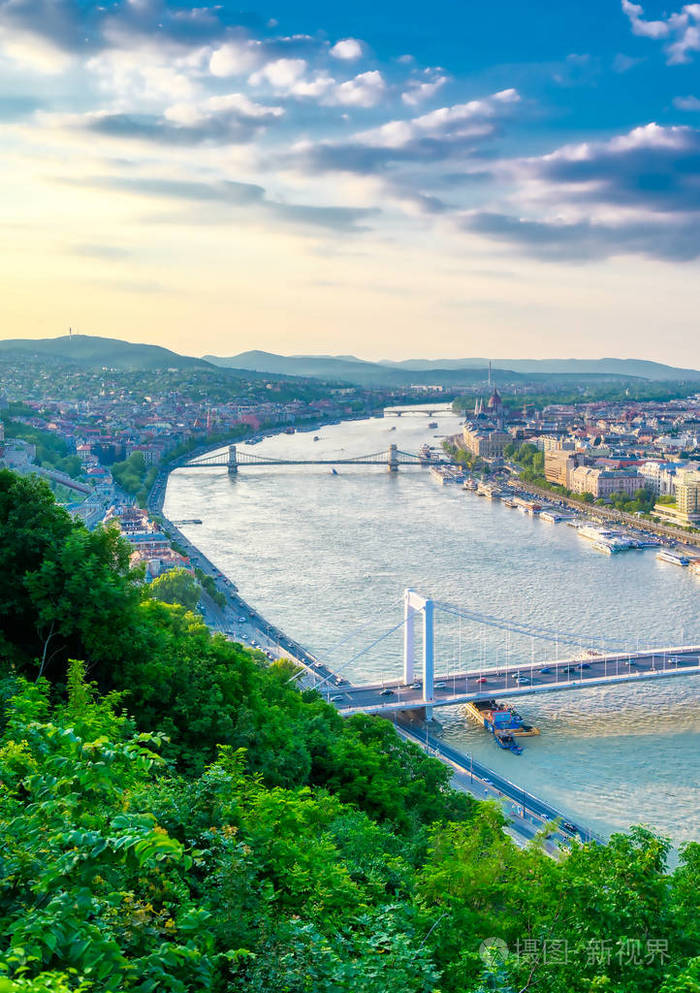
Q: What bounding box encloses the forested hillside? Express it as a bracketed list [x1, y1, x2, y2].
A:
[0, 468, 698, 992]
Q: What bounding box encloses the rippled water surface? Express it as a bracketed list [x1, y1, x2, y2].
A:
[165, 413, 700, 844]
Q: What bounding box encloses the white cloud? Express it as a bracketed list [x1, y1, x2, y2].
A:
[358, 89, 520, 148]
[209, 40, 261, 77]
[164, 92, 284, 125]
[612, 53, 643, 72]
[401, 76, 448, 106]
[0, 26, 73, 73]
[290, 73, 336, 99]
[621, 0, 670, 39]
[330, 38, 364, 60]
[621, 0, 700, 63]
[674, 94, 700, 109]
[331, 70, 386, 107]
[87, 45, 202, 107]
[249, 57, 307, 90]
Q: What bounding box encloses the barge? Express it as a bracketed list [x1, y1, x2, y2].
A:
[464, 699, 540, 755]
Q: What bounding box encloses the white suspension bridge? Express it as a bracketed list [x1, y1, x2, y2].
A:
[298, 589, 700, 719]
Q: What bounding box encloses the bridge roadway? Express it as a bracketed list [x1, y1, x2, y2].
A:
[384, 407, 455, 416]
[185, 456, 443, 467]
[184, 451, 450, 468]
[330, 647, 700, 715]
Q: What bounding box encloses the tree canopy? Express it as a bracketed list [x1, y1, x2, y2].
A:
[0, 469, 697, 992]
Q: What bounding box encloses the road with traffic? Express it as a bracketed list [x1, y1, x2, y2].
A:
[331, 649, 700, 714]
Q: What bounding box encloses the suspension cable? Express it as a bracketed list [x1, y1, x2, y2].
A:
[312, 614, 410, 691]
[434, 601, 625, 651]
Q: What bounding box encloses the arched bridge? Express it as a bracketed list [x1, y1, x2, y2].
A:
[183, 444, 450, 474]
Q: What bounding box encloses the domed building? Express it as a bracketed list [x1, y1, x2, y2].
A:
[487, 386, 502, 410]
[487, 386, 504, 428]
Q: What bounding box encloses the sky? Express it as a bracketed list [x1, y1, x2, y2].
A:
[1, 0, 699, 365]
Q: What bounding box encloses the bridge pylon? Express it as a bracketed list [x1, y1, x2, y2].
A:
[403, 589, 435, 717]
[227, 444, 238, 475]
[387, 443, 399, 472]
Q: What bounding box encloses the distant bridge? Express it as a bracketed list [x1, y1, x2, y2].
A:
[183, 444, 450, 474]
[384, 406, 455, 417]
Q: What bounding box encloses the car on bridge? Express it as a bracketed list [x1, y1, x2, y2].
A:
[379, 688, 394, 697]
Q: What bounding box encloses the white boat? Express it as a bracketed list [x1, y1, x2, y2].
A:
[593, 541, 614, 554]
[540, 510, 572, 523]
[656, 549, 690, 567]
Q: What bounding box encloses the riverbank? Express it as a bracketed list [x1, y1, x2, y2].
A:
[152, 416, 607, 852]
[394, 723, 598, 853]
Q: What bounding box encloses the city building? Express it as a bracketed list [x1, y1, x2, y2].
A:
[569, 466, 641, 498]
[544, 449, 580, 487]
[461, 422, 511, 458]
[638, 461, 678, 496]
[654, 469, 700, 527]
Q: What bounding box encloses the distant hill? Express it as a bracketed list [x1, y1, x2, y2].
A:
[205, 350, 526, 387]
[379, 357, 700, 381]
[0, 335, 215, 372]
[205, 350, 687, 388]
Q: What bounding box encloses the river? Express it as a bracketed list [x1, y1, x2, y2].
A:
[164, 412, 700, 846]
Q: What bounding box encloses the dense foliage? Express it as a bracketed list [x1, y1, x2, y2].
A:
[148, 569, 202, 613]
[1, 469, 698, 992]
[111, 452, 158, 506]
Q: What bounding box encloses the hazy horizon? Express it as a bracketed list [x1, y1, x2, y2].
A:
[3, 330, 700, 370]
[1, 0, 699, 364]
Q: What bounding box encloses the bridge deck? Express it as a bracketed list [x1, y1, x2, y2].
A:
[184, 454, 451, 467]
[184, 458, 440, 467]
[330, 647, 700, 715]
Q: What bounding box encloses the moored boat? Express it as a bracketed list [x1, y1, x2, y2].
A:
[656, 549, 690, 566]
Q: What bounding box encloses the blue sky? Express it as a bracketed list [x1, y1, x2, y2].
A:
[1, 0, 699, 362]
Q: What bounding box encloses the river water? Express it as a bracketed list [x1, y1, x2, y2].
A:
[164, 412, 700, 846]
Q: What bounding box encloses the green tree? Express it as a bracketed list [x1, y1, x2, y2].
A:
[149, 568, 201, 612]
